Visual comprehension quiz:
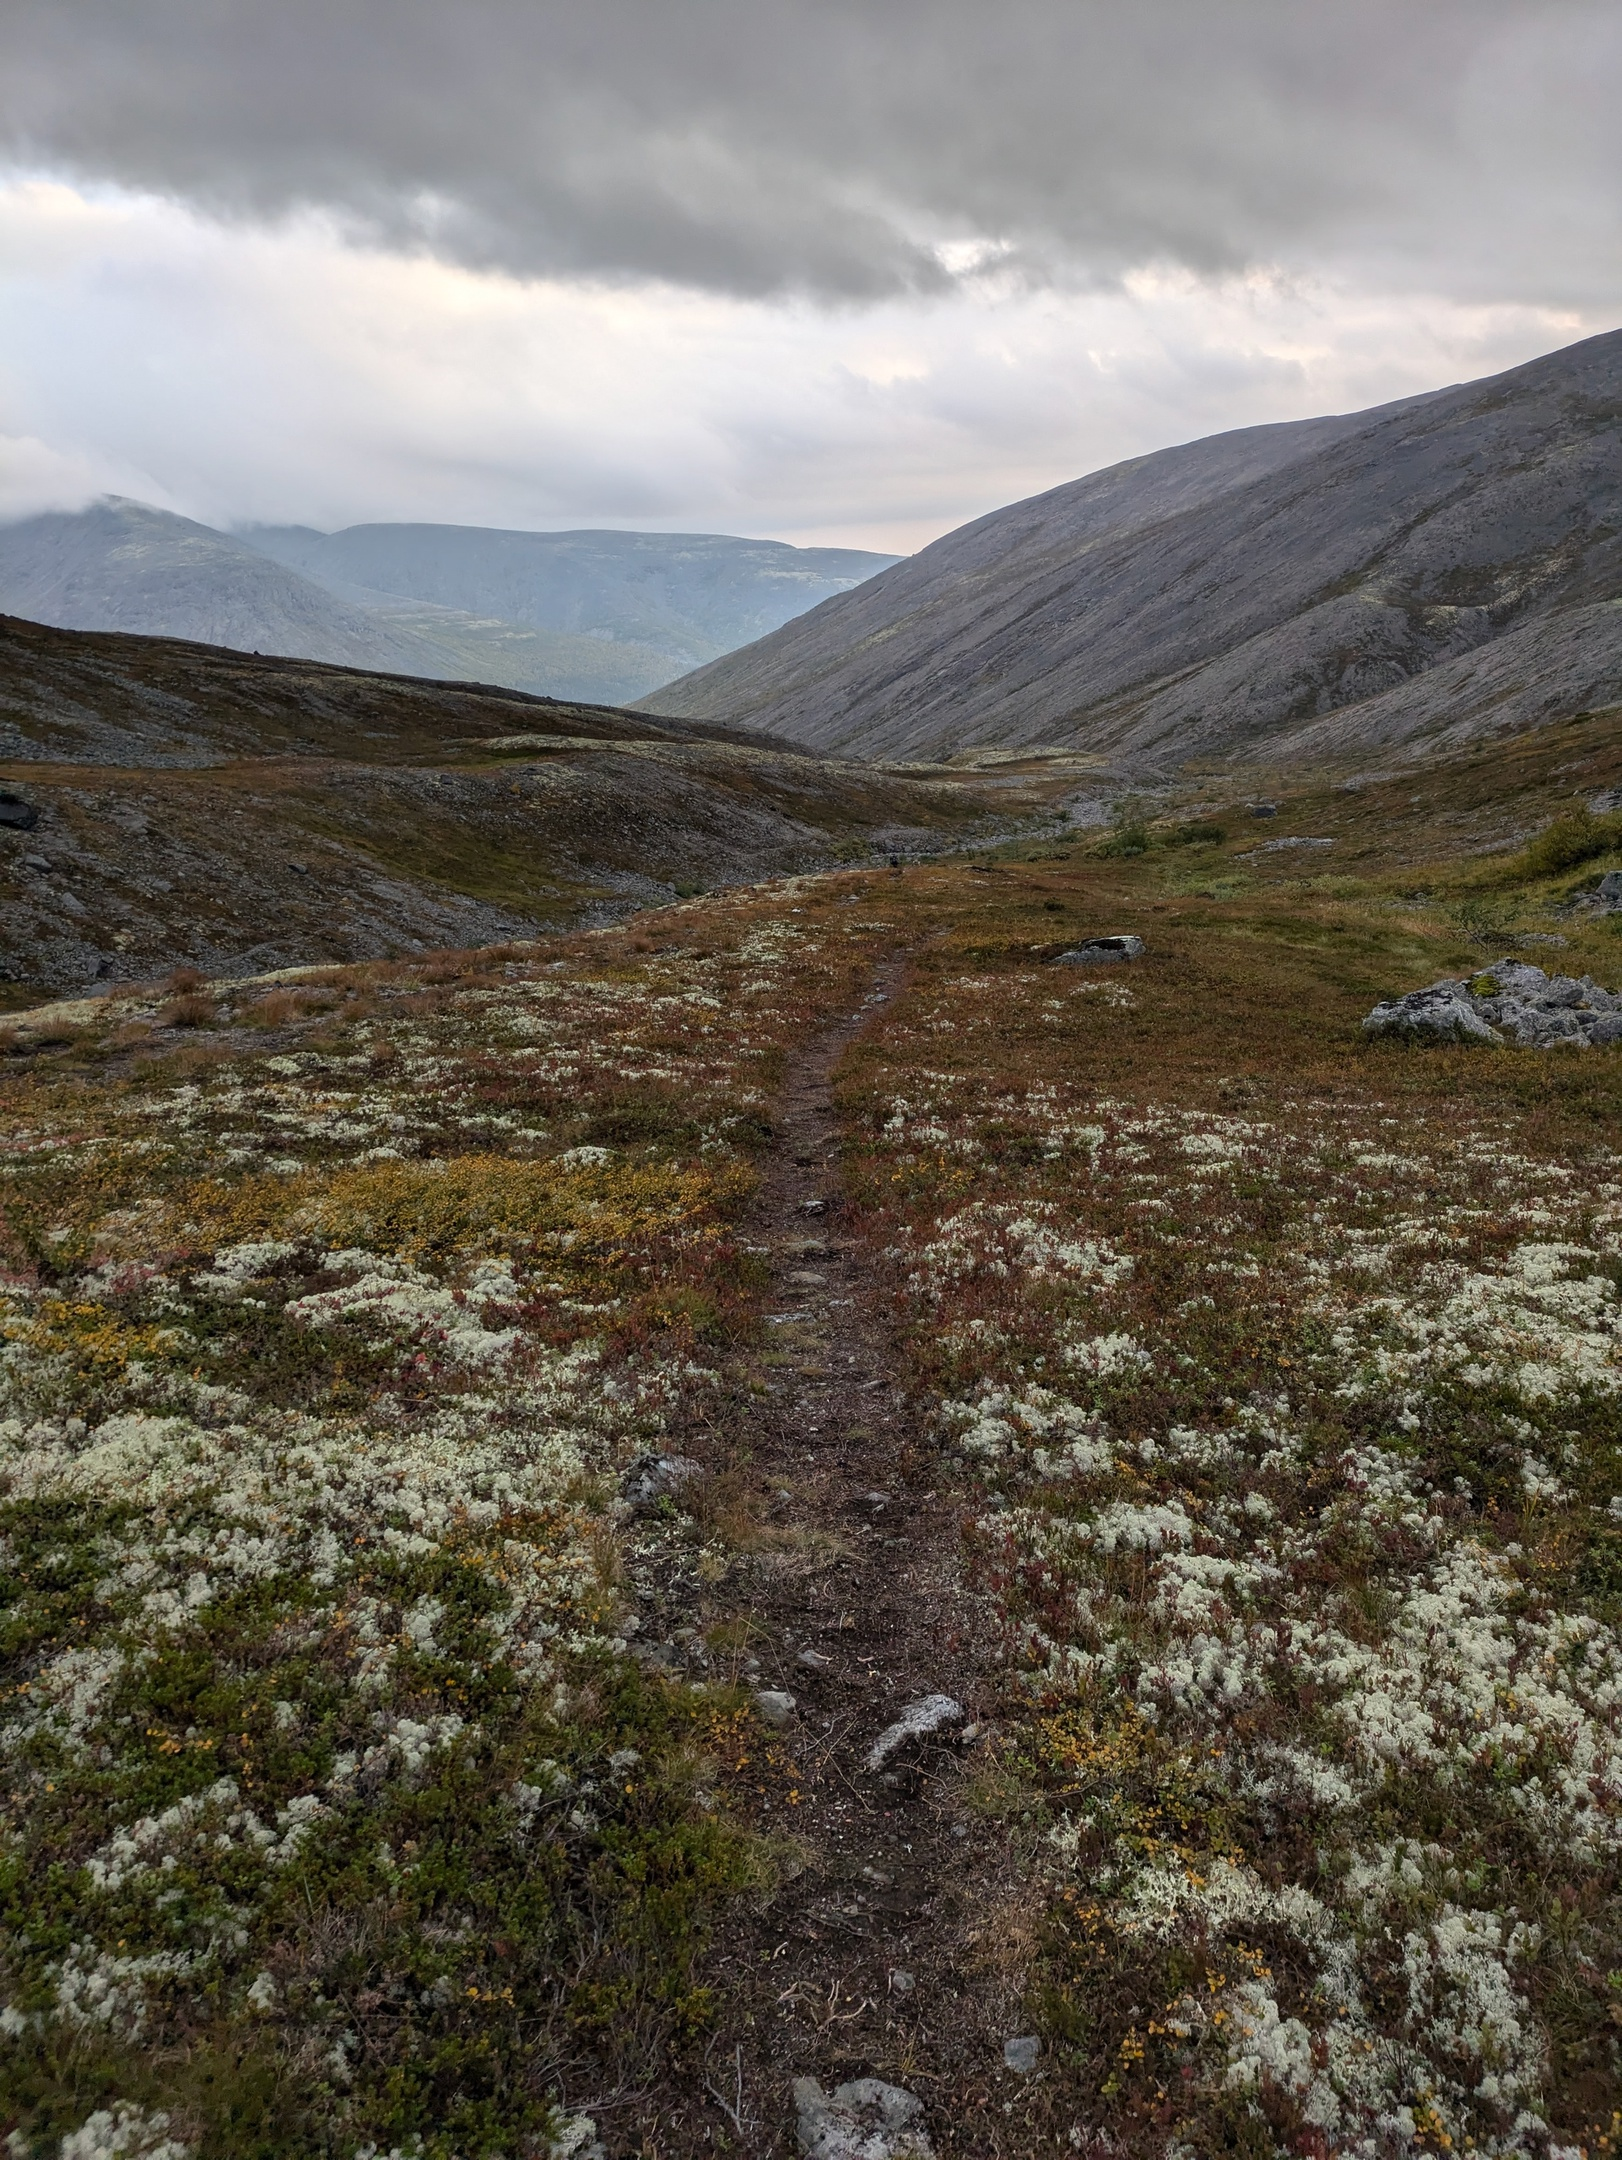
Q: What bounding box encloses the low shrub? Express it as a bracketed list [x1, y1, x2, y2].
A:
[1518, 806, 1622, 877]
[157, 992, 215, 1029]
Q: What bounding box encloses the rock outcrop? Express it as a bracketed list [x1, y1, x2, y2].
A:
[1364, 961, 1622, 1048]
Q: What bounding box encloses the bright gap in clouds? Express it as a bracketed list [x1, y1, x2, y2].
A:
[0, 174, 1601, 554]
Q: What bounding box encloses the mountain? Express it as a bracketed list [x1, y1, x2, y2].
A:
[0, 613, 1005, 997]
[640, 329, 1622, 769]
[0, 502, 900, 707]
[237, 521, 901, 685]
[0, 498, 459, 675]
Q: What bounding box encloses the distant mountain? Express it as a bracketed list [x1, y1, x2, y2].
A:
[0, 502, 900, 706]
[641, 329, 1622, 769]
[0, 499, 453, 676]
[237, 522, 901, 684]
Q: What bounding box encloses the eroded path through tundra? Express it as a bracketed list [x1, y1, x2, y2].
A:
[639, 964, 1032, 2158]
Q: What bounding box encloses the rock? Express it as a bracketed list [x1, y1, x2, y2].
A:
[0, 793, 38, 831]
[546, 2117, 606, 2160]
[1364, 959, 1622, 1050]
[793, 2076, 935, 2160]
[1053, 934, 1145, 965]
[1249, 801, 1279, 818]
[753, 1689, 797, 1726]
[1003, 2036, 1042, 2074]
[1593, 869, 1622, 909]
[619, 1453, 701, 1509]
[889, 1969, 916, 1994]
[1362, 982, 1502, 1045]
[797, 1647, 833, 1670]
[864, 1693, 966, 1770]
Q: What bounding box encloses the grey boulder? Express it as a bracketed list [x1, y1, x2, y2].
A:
[1362, 983, 1501, 1045]
[1054, 935, 1145, 965]
[1364, 959, 1622, 1049]
[793, 2077, 934, 2160]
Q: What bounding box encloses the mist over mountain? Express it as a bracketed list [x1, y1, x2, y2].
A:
[641, 329, 1622, 769]
[0, 501, 899, 705]
[238, 522, 902, 669]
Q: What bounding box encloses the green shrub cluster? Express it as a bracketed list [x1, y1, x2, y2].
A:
[1517, 805, 1622, 878]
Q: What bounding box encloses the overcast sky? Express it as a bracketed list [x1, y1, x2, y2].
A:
[2, 0, 1618, 551]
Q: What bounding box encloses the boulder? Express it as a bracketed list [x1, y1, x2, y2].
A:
[0, 793, 38, 831]
[793, 2077, 934, 2160]
[1364, 959, 1622, 1049]
[1362, 982, 1501, 1045]
[1054, 935, 1145, 965]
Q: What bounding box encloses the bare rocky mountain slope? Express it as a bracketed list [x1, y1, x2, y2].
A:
[642, 328, 1622, 769]
[0, 501, 899, 707]
[0, 613, 1010, 999]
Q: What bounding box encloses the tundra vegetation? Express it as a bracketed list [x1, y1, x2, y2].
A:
[0, 702, 1620, 2158]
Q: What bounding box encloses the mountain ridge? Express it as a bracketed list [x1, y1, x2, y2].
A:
[0, 500, 899, 706]
[638, 329, 1622, 767]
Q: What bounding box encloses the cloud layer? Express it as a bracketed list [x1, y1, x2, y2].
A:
[0, 179, 1598, 549]
[4, 1, 1620, 302]
[0, 4, 1617, 549]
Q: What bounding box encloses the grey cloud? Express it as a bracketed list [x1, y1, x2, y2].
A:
[2, 0, 1619, 301]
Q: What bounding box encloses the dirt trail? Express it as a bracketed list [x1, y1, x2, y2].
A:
[642, 964, 1034, 2158]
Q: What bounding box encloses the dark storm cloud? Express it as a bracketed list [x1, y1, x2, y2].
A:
[2, 0, 1619, 300]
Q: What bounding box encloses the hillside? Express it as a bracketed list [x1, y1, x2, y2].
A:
[0, 503, 900, 706]
[0, 613, 1015, 998]
[642, 328, 1622, 768]
[1, 702, 1619, 2158]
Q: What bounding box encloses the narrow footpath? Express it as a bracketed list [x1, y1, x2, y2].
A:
[640, 966, 1044, 2159]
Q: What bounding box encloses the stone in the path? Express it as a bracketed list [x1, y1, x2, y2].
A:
[797, 1647, 833, 1670]
[1053, 934, 1144, 965]
[864, 1693, 966, 1770]
[753, 1688, 797, 1725]
[793, 2076, 934, 2160]
[1003, 2036, 1041, 2074]
[619, 1453, 701, 1509]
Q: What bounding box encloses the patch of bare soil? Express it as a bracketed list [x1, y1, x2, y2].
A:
[627, 966, 1051, 2159]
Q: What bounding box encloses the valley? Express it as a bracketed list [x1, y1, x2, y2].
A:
[1, 686, 1619, 2157]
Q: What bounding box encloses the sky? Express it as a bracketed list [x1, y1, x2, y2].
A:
[1, 1, 1619, 554]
